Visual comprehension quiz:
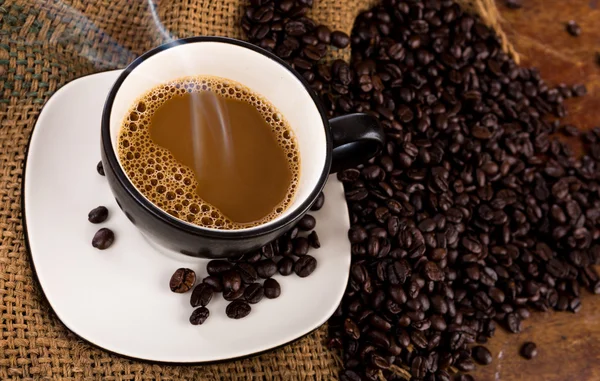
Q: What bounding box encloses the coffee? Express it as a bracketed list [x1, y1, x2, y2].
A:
[117, 76, 300, 229]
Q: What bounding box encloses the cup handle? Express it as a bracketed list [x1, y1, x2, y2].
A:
[328, 113, 385, 173]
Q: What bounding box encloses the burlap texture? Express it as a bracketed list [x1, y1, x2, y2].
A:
[0, 0, 513, 379]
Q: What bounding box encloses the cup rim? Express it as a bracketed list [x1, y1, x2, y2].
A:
[101, 36, 333, 238]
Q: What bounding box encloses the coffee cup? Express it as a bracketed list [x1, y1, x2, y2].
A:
[101, 36, 384, 258]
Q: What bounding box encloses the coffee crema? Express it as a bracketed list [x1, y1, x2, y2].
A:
[117, 76, 300, 229]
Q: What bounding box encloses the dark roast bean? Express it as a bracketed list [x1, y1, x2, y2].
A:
[294, 255, 317, 277]
[311, 192, 325, 210]
[308, 231, 321, 248]
[203, 276, 223, 292]
[566, 20, 581, 36]
[223, 286, 246, 301]
[256, 259, 277, 278]
[520, 342, 538, 359]
[222, 270, 242, 292]
[190, 283, 213, 307]
[207, 260, 233, 275]
[237, 262, 258, 284]
[88, 206, 108, 223]
[244, 283, 264, 304]
[472, 345, 493, 365]
[226, 300, 251, 319]
[169, 268, 196, 293]
[293, 237, 310, 256]
[278, 257, 295, 276]
[297, 214, 316, 230]
[505, 0, 523, 9]
[316, 25, 331, 43]
[331, 31, 350, 48]
[96, 161, 105, 176]
[92, 228, 114, 250]
[264, 278, 281, 299]
[189, 307, 209, 325]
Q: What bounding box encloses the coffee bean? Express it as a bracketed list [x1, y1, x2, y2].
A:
[293, 237, 310, 255]
[203, 276, 223, 292]
[520, 342, 538, 359]
[505, 0, 522, 8]
[92, 228, 114, 250]
[207, 260, 233, 276]
[256, 259, 277, 278]
[472, 345, 493, 365]
[297, 214, 316, 230]
[222, 270, 242, 292]
[294, 255, 317, 277]
[566, 20, 581, 36]
[190, 283, 213, 307]
[263, 278, 281, 299]
[223, 286, 246, 301]
[237, 262, 258, 284]
[311, 192, 325, 211]
[331, 31, 350, 48]
[244, 283, 264, 304]
[169, 268, 196, 293]
[307, 231, 321, 249]
[96, 161, 105, 176]
[88, 206, 109, 223]
[226, 300, 251, 319]
[189, 307, 209, 325]
[278, 257, 294, 276]
[285, 20, 306, 36]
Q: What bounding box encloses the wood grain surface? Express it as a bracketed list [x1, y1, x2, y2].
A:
[470, 1, 600, 380]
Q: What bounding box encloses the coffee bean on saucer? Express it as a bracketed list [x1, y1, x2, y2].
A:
[203, 275, 223, 292]
[294, 255, 317, 277]
[244, 283, 264, 304]
[566, 20, 581, 36]
[237, 262, 258, 284]
[264, 278, 281, 299]
[222, 270, 242, 292]
[169, 268, 196, 293]
[293, 237, 310, 256]
[189, 307, 209, 325]
[96, 160, 105, 176]
[92, 228, 114, 250]
[472, 345, 493, 365]
[308, 231, 321, 248]
[223, 286, 246, 301]
[256, 259, 277, 278]
[278, 257, 294, 276]
[190, 283, 213, 307]
[207, 260, 233, 275]
[505, 0, 522, 9]
[520, 342, 538, 359]
[297, 214, 316, 230]
[88, 206, 108, 223]
[311, 192, 325, 211]
[226, 300, 251, 319]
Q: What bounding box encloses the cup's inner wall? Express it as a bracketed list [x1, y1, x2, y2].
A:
[109, 41, 327, 231]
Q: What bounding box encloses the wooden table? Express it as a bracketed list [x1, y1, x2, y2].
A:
[471, 1, 600, 380]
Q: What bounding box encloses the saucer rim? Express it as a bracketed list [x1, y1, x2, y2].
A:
[21, 70, 342, 364]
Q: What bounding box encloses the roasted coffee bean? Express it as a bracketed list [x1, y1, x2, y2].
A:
[308, 231, 321, 248]
[207, 260, 233, 275]
[294, 255, 317, 277]
[237, 262, 258, 284]
[278, 257, 295, 276]
[244, 283, 264, 304]
[520, 342, 538, 359]
[92, 228, 114, 250]
[297, 214, 316, 230]
[472, 345, 493, 365]
[311, 192, 325, 211]
[256, 259, 277, 278]
[96, 161, 105, 176]
[293, 237, 310, 256]
[190, 283, 213, 307]
[222, 270, 242, 292]
[169, 268, 196, 293]
[223, 286, 246, 301]
[264, 278, 281, 299]
[566, 20, 581, 36]
[88, 206, 109, 223]
[189, 307, 209, 325]
[505, 0, 522, 8]
[331, 31, 350, 48]
[203, 276, 223, 292]
[226, 300, 251, 319]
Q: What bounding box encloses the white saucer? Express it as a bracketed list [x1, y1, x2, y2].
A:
[23, 70, 350, 363]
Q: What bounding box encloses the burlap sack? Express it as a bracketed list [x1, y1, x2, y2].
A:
[0, 0, 514, 379]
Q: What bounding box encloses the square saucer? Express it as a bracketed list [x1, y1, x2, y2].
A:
[23, 70, 351, 363]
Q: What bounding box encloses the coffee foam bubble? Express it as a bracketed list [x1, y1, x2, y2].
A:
[117, 76, 300, 229]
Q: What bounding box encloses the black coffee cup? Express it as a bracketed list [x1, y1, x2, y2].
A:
[101, 37, 384, 258]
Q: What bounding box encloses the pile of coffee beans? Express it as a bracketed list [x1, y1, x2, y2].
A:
[169, 208, 322, 325]
[241, 0, 600, 380]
